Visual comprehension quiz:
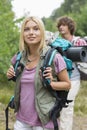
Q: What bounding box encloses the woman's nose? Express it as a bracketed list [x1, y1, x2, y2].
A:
[29, 29, 33, 34]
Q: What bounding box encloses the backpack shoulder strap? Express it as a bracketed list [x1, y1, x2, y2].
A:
[14, 51, 22, 71]
[9, 51, 23, 82]
[41, 47, 58, 98]
[43, 47, 57, 67]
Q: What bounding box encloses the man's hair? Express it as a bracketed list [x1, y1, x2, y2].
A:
[56, 16, 76, 35]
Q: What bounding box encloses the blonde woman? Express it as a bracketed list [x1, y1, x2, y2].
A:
[7, 16, 71, 130]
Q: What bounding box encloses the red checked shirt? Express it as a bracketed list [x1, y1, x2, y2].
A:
[72, 36, 87, 46]
[70, 36, 87, 80]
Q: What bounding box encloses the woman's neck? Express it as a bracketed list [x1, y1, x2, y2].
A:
[28, 45, 39, 56]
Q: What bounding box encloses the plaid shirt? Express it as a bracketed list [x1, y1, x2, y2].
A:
[72, 36, 87, 46]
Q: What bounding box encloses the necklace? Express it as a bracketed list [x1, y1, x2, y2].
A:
[26, 56, 39, 68]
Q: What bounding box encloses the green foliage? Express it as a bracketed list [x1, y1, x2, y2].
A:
[74, 81, 87, 115]
[43, 0, 87, 36]
[42, 17, 57, 32]
[67, 4, 87, 36]
[0, 0, 20, 82]
[61, 0, 87, 14]
[0, 82, 14, 104]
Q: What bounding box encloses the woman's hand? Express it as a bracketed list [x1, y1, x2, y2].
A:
[7, 65, 15, 79]
[42, 67, 53, 83]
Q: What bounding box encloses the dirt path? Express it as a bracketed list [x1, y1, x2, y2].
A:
[0, 103, 87, 130]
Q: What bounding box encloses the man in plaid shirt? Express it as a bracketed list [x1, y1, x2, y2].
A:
[56, 16, 87, 130]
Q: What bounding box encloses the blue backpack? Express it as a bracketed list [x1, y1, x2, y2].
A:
[49, 37, 73, 77]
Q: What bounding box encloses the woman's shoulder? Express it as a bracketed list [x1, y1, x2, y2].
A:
[54, 53, 65, 63]
[53, 53, 66, 73]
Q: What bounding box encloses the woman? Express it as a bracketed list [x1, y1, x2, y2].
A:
[7, 16, 71, 130]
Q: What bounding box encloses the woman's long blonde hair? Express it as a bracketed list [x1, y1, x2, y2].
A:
[19, 16, 46, 54]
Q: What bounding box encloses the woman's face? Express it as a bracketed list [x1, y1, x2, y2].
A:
[23, 20, 42, 46]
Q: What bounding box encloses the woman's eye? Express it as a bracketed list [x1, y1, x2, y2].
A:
[34, 27, 39, 31]
[24, 28, 29, 31]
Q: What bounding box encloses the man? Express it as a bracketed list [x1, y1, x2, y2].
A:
[56, 16, 87, 130]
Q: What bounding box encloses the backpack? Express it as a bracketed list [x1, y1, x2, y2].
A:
[41, 38, 73, 130]
[40, 37, 87, 130]
[5, 37, 87, 130]
[71, 36, 87, 80]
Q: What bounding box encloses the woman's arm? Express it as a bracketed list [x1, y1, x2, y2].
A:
[51, 69, 71, 90]
[43, 67, 71, 91]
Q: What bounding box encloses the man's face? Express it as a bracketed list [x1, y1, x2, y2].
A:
[58, 24, 70, 35]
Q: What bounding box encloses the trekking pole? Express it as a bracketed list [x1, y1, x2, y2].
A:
[5, 96, 15, 130]
[5, 105, 10, 130]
